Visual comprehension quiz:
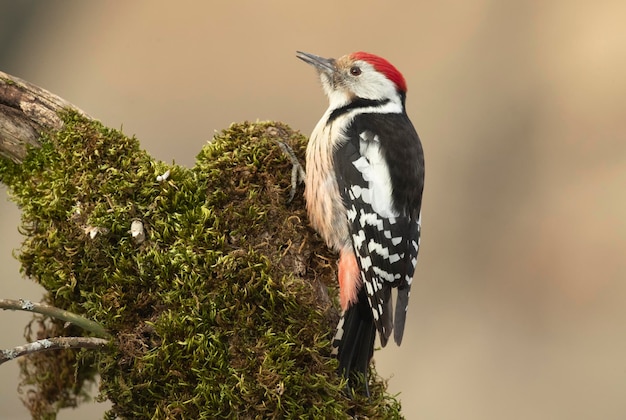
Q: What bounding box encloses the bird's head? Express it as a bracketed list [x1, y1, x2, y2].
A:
[296, 51, 407, 109]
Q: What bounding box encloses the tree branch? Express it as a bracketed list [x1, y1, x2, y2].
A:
[0, 337, 108, 366]
[0, 298, 109, 338]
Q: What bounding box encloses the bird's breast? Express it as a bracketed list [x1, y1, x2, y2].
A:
[304, 117, 351, 252]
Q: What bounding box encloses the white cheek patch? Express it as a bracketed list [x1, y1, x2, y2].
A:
[348, 61, 399, 102]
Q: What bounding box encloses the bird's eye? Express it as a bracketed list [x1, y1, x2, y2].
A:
[350, 66, 362, 76]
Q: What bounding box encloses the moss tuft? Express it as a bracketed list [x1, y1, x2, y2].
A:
[1, 113, 403, 419]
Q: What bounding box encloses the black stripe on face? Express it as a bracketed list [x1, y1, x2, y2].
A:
[327, 98, 390, 124]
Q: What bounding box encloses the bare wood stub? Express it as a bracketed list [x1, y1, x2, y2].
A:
[0, 71, 88, 163]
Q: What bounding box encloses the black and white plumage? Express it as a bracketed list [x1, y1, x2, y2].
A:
[296, 51, 424, 394]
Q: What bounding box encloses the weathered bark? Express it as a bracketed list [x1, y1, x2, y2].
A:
[0, 71, 87, 162]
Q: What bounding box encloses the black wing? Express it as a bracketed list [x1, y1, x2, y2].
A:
[334, 111, 424, 346]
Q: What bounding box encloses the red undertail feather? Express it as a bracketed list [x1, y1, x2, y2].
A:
[338, 249, 361, 311]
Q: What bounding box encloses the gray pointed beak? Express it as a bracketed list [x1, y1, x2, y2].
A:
[296, 51, 336, 74]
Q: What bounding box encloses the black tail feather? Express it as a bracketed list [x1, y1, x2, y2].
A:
[333, 287, 376, 396]
[394, 284, 410, 345]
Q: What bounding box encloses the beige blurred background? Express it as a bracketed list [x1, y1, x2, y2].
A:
[1, 1, 626, 419]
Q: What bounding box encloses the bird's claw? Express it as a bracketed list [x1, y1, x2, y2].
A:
[276, 141, 305, 203]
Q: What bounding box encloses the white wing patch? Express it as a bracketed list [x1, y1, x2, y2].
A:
[351, 131, 398, 218]
[358, 211, 384, 230]
[352, 229, 366, 251]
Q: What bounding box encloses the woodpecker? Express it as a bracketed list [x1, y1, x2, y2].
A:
[296, 51, 424, 393]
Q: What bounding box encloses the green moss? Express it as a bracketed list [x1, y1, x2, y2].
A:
[0, 112, 403, 419]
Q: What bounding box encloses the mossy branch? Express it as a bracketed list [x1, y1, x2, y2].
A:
[0, 71, 403, 419]
[0, 299, 109, 338]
